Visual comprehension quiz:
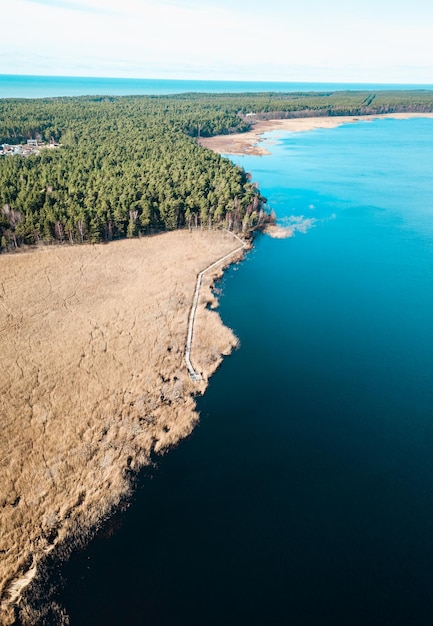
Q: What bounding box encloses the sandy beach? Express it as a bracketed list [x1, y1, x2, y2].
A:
[199, 113, 433, 156]
[0, 230, 244, 624]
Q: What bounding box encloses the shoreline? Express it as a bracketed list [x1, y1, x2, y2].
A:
[199, 112, 433, 155]
[0, 230, 247, 625]
[185, 230, 247, 381]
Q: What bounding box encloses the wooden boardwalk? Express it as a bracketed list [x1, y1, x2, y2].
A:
[185, 231, 246, 381]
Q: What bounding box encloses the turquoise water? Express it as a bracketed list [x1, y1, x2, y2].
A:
[47, 118, 433, 625]
[1, 74, 433, 98]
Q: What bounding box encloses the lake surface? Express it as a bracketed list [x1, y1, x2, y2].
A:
[50, 118, 433, 625]
[1, 74, 432, 98]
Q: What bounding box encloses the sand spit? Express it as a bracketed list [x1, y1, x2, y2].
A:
[0, 230, 244, 625]
[199, 113, 433, 155]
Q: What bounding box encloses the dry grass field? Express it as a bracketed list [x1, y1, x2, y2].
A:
[0, 230, 243, 625]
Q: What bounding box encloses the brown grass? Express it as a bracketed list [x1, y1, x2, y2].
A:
[0, 230, 243, 625]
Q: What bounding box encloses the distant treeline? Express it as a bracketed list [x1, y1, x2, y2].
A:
[0, 90, 432, 251]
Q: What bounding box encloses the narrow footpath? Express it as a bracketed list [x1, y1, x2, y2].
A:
[185, 230, 246, 381]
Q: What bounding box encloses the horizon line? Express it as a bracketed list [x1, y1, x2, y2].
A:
[1, 73, 433, 88]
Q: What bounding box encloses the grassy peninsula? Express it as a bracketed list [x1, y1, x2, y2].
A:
[1, 89, 433, 625]
[0, 230, 245, 625]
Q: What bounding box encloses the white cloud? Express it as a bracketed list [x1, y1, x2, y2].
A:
[1, 0, 432, 82]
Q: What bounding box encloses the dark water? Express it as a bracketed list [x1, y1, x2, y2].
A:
[1, 74, 433, 98]
[53, 118, 433, 625]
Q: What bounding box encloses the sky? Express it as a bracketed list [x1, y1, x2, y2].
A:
[2, 0, 433, 83]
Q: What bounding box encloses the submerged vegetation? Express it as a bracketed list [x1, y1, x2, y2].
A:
[1, 89, 432, 252]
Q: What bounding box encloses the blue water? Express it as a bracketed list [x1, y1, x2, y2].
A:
[49, 118, 433, 626]
[1, 74, 433, 98]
